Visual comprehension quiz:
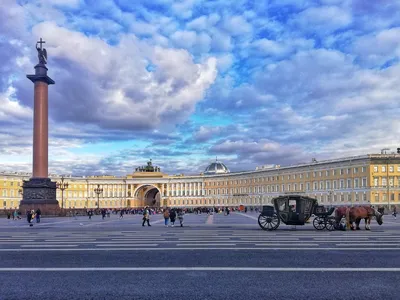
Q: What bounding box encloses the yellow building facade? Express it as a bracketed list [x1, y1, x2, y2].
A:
[1, 154, 399, 210]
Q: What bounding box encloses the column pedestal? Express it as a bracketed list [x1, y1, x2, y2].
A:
[19, 178, 60, 215]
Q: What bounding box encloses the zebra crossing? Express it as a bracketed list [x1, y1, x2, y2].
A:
[1, 229, 400, 251]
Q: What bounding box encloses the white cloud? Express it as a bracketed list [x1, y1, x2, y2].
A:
[210, 29, 232, 52]
[187, 14, 220, 31]
[353, 27, 400, 66]
[223, 15, 252, 36]
[29, 21, 218, 131]
[293, 5, 352, 33]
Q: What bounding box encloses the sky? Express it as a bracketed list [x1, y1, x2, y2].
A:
[0, 0, 400, 176]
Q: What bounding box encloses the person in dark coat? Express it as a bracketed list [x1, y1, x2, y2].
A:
[27, 210, 32, 223]
[35, 208, 41, 223]
[169, 209, 176, 227]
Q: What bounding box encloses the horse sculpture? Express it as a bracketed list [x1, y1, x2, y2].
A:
[346, 206, 383, 230]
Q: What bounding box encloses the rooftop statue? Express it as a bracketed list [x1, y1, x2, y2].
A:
[36, 38, 47, 65]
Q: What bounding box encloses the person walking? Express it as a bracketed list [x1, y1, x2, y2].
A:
[35, 208, 41, 223]
[142, 206, 151, 227]
[101, 209, 106, 220]
[88, 210, 93, 220]
[119, 210, 124, 219]
[170, 209, 176, 227]
[393, 206, 397, 219]
[178, 209, 184, 227]
[163, 208, 170, 227]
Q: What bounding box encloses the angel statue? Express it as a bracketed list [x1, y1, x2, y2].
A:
[36, 38, 47, 65]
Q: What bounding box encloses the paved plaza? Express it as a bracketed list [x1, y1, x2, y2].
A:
[0, 212, 399, 299]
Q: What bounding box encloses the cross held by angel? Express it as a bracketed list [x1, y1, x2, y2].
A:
[36, 38, 47, 65]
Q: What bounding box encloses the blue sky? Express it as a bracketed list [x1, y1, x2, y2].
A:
[0, 0, 400, 176]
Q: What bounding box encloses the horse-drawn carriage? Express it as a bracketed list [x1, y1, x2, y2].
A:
[258, 195, 336, 231]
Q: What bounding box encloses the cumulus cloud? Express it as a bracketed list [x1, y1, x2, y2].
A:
[24, 22, 218, 132]
[292, 6, 352, 33]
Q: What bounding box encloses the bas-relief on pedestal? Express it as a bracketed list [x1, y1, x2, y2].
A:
[19, 38, 61, 215]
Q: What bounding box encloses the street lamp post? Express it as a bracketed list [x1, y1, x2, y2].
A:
[56, 176, 69, 210]
[94, 184, 103, 210]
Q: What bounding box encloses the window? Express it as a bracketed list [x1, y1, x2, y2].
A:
[300, 183, 304, 190]
[374, 177, 378, 187]
[375, 194, 379, 202]
[382, 166, 386, 172]
[288, 184, 291, 191]
[326, 170, 329, 176]
[340, 169, 344, 175]
[347, 179, 351, 188]
[362, 178, 367, 187]
[288, 175, 291, 180]
[389, 177, 394, 187]
[293, 174, 296, 180]
[299, 173, 303, 179]
[391, 193, 395, 201]
[390, 166, 394, 172]
[340, 180, 344, 189]
[333, 180, 337, 189]
[347, 168, 351, 175]
[306, 182, 310, 191]
[294, 184, 297, 191]
[319, 171, 322, 177]
[398, 166, 400, 172]
[313, 182, 318, 190]
[374, 166, 378, 172]
[282, 184, 285, 192]
[306, 172, 310, 178]
[347, 194, 351, 202]
[326, 181, 330, 189]
[382, 177, 387, 186]
[354, 167, 358, 173]
[354, 178, 359, 188]
[313, 172, 316, 178]
[319, 181, 324, 190]
[362, 167, 366, 173]
[341, 194, 344, 201]
[333, 169, 337, 176]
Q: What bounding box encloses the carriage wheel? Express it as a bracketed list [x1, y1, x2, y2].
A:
[313, 217, 326, 230]
[258, 214, 280, 231]
[326, 217, 336, 231]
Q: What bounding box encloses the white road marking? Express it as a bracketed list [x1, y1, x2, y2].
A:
[0, 267, 398, 272]
[20, 245, 78, 247]
[254, 243, 319, 246]
[177, 243, 237, 246]
[96, 244, 159, 247]
[0, 247, 400, 251]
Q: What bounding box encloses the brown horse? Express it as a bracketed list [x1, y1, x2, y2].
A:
[346, 206, 383, 230]
[334, 206, 348, 229]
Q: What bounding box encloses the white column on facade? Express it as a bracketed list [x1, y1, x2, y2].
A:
[180, 182, 182, 196]
[189, 182, 192, 196]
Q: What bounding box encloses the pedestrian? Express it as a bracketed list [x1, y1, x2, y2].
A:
[88, 210, 93, 220]
[163, 208, 170, 227]
[35, 208, 41, 223]
[101, 209, 106, 220]
[178, 209, 184, 227]
[27, 210, 32, 224]
[119, 210, 124, 219]
[170, 209, 176, 227]
[142, 206, 151, 227]
[393, 206, 397, 219]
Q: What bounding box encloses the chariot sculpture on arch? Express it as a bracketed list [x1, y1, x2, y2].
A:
[36, 38, 48, 65]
